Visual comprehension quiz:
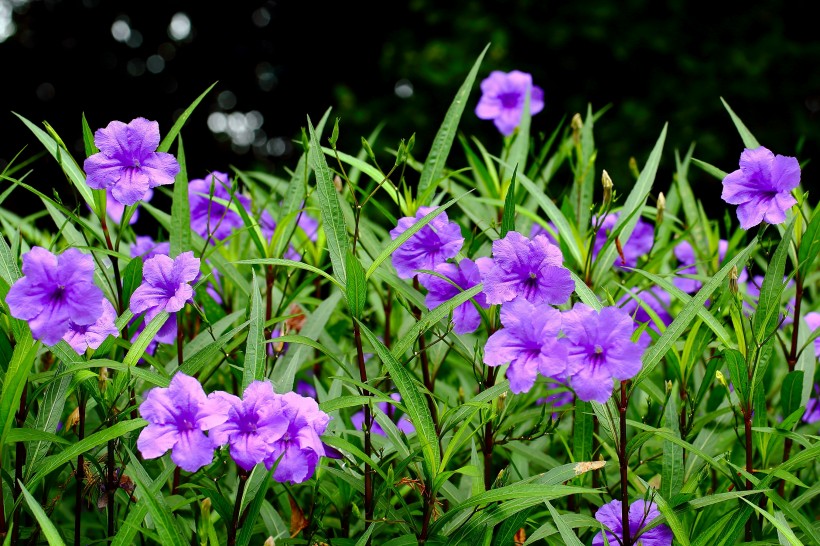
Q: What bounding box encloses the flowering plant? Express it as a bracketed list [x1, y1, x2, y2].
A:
[0, 46, 817, 546]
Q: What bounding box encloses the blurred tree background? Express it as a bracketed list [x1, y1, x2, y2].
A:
[2, 0, 819, 219]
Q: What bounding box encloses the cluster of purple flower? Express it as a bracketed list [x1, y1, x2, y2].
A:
[593, 498, 673, 546]
[138, 373, 331, 484]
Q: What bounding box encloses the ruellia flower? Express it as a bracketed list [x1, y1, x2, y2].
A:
[475, 70, 544, 136]
[561, 303, 646, 403]
[129, 251, 200, 327]
[483, 299, 567, 394]
[482, 231, 574, 306]
[137, 373, 229, 472]
[593, 499, 673, 546]
[721, 146, 801, 230]
[529, 221, 558, 246]
[803, 383, 820, 424]
[84, 117, 180, 206]
[264, 392, 330, 484]
[189, 171, 251, 242]
[63, 297, 119, 354]
[351, 393, 415, 436]
[418, 257, 492, 334]
[130, 235, 170, 261]
[805, 312, 820, 358]
[209, 381, 289, 471]
[619, 286, 672, 329]
[6, 247, 104, 345]
[389, 206, 464, 279]
[592, 213, 654, 269]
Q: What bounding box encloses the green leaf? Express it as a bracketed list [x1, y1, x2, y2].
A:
[242, 271, 266, 390]
[691, 158, 729, 181]
[739, 498, 802, 546]
[416, 43, 489, 201]
[237, 471, 272, 546]
[123, 311, 170, 367]
[572, 400, 593, 463]
[500, 165, 517, 237]
[0, 333, 39, 451]
[753, 217, 795, 340]
[169, 136, 191, 257]
[766, 489, 820, 546]
[661, 390, 684, 500]
[308, 115, 349, 286]
[723, 349, 749, 405]
[357, 320, 441, 479]
[720, 97, 761, 149]
[545, 501, 584, 546]
[798, 204, 820, 278]
[6, 428, 69, 445]
[235, 257, 343, 289]
[633, 236, 757, 388]
[29, 419, 146, 489]
[780, 370, 804, 421]
[125, 448, 188, 546]
[121, 256, 144, 306]
[25, 367, 71, 479]
[158, 82, 217, 153]
[345, 250, 367, 318]
[19, 481, 66, 545]
[592, 123, 667, 281]
[0, 232, 21, 286]
[13, 112, 95, 211]
[111, 463, 176, 546]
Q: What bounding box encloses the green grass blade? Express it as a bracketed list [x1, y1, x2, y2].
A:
[720, 97, 760, 149]
[125, 448, 188, 546]
[169, 135, 191, 257]
[19, 481, 66, 545]
[158, 82, 217, 153]
[0, 333, 39, 450]
[242, 271, 265, 390]
[416, 43, 489, 201]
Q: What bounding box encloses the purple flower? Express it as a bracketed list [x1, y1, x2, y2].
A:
[389, 206, 464, 279]
[6, 247, 103, 345]
[189, 171, 251, 242]
[296, 379, 317, 400]
[63, 297, 119, 354]
[593, 499, 673, 546]
[129, 252, 200, 326]
[743, 275, 795, 325]
[805, 312, 820, 358]
[722, 146, 800, 230]
[106, 187, 153, 225]
[475, 70, 545, 136]
[482, 231, 574, 306]
[264, 392, 330, 484]
[529, 221, 558, 246]
[130, 235, 170, 262]
[418, 257, 492, 334]
[484, 299, 567, 394]
[803, 384, 820, 424]
[351, 393, 415, 436]
[84, 117, 180, 206]
[209, 381, 289, 471]
[619, 286, 672, 329]
[592, 213, 654, 269]
[260, 210, 304, 261]
[561, 303, 646, 403]
[130, 314, 176, 360]
[536, 380, 574, 419]
[137, 373, 229, 472]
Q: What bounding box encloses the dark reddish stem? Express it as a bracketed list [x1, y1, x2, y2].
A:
[412, 277, 439, 432]
[780, 270, 803, 497]
[227, 470, 249, 546]
[74, 393, 86, 546]
[352, 320, 373, 542]
[619, 381, 631, 546]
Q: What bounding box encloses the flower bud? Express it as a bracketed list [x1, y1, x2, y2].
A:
[601, 170, 614, 208]
[715, 370, 729, 390]
[263, 537, 275, 546]
[571, 113, 583, 144]
[628, 156, 640, 179]
[656, 192, 666, 225]
[729, 266, 739, 295]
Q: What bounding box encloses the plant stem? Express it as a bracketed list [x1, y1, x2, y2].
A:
[352, 319, 374, 540]
[780, 269, 803, 496]
[107, 438, 116, 538]
[11, 385, 29, 545]
[75, 393, 86, 546]
[227, 470, 248, 546]
[744, 401, 754, 542]
[483, 366, 498, 491]
[412, 277, 439, 433]
[619, 381, 631, 546]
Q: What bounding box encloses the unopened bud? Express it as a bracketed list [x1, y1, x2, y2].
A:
[665, 380, 673, 395]
[496, 392, 507, 413]
[264, 536, 275, 546]
[715, 370, 729, 390]
[656, 192, 666, 225]
[200, 498, 211, 518]
[361, 137, 377, 164]
[628, 157, 640, 179]
[571, 113, 583, 144]
[99, 367, 109, 392]
[333, 175, 343, 192]
[601, 170, 614, 208]
[729, 266, 739, 295]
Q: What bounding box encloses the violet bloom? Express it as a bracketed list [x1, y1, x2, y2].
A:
[209, 381, 289, 471]
[592, 213, 654, 269]
[805, 312, 820, 358]
[475, 70, 545, 136]
[484, 299, 567, 394]
[722, 146, 800, 230]
[6, 247, 103, 345]
[529, 221, 558, 246]
[482, 231, 574, 306]
[389, 206, 464, 279]
[593, 499, 673, 546]
[674, 239, 749, 294]
[189, 171, 251, 242]
[130, 235, 170, 262]
[260, 210, 304, 261]
[137, 373, 229, 472]
[418, 257, 492, 335]
[63, 298, 119, 354]
[129, 252, 200, 327]
[536, 380, 574, 419]
[84, 117, 180, 206]
[619, 286, 672, 330]
[561, 303, 646, 403]
[296, 380, 317, 400]
[803, 384, 820, 424]
[351, 393, 415, 436]
[264, 392, 330, 484]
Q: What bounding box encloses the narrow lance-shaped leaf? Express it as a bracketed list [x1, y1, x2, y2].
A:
[158, 82, 218, 153]
[308, 115, 349, 286]
[242, 271, 265, 390]
[19, 481, 66, 546]
[169, 134, 191, 257]
[720, 97, 761, 149]
[661, 390, 684, 500]
[345, 250, 367, 318]
[500, 165, 517, 237]
[416, 43, 490, 201]
[753, 216, 795, 341]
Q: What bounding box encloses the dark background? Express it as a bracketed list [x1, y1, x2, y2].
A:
[2, 0, 820, 222]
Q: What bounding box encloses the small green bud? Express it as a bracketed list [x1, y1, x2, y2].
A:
[729, 265, 739, 295]
[602, 170, 614, 208]
[715, 370, 729, 390]
[656, 192, 666, 225]
[328, 117, 340, 147]
[571, 113, 583, 144]
[361, 137, 377, 164]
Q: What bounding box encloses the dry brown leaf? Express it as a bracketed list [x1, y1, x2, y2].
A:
[574, 460, 606, 475]
[514, 527, 526, 545]
[289, 494, 309, 538]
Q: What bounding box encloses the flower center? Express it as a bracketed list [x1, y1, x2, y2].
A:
[498, 92, 520, 109]
[594, 344, 604, 354]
